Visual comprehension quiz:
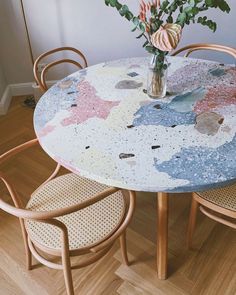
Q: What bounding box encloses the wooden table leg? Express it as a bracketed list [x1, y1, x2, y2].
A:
[157, 192, 169, 280]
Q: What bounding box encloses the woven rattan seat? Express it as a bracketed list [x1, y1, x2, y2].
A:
[25, 173, 125, 250]
[197, 183, 236, 212]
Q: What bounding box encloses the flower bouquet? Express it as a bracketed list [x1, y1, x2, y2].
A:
[104, 0, 230, 98]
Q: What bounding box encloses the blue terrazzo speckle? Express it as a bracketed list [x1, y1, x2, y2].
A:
[34, 76, 83, 130]
[168, 87, 206, 113]
[133, 88, 206, 127]
[155, 134, 236, 189]
[209, 67, 226, 77]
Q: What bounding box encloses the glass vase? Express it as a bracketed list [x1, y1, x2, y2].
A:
[147, 54, 168, 99]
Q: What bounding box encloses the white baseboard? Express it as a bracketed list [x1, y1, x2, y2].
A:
[0, 82, 34, 115]
[0, 81, 57, 115]
[0, 86, 12, 115]
[10, 82, 34, 96]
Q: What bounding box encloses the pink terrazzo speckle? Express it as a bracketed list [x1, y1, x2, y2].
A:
[226, 68, 236, 82]
[62, 80, 120, 126]
[194, 85, 236, 114]
[38, 125, 56, 137]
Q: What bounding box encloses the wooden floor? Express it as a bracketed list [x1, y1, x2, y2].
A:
[0, 96, 235, 295]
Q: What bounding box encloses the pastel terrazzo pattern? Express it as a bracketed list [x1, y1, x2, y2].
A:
[34, 57, 236, 192]
[155, 133, 236, 192]
[133, 87, 206, 128]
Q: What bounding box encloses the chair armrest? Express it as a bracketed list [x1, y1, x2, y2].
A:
[0, 138, 62, 192]
[0, 185, 120, 221]
[0, 172, 24, 208]
[0, 138, 39, 164]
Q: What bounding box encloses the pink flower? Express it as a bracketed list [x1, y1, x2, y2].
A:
[139, 0, 160, 23]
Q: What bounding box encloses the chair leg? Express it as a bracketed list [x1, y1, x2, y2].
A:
[187, 195, 199, 249]
[20, 219, 32, 270]
[119, 231, 129, 266]
[62, 250, 74, 295]
[26, 243, 32, 271]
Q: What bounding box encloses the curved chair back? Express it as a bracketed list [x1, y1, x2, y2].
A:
[172, 43, 236, 60]
[33, 47, 88, 92]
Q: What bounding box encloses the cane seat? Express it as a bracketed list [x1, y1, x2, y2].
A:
[25, 173, 126, 250]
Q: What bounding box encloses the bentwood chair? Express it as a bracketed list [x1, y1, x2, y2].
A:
[172, 43, 236, 247]
[172, 43, 236, 60]
[0, 139, 136, 295]
[33, 47, 88, 92]
[187, 186, 236, 248]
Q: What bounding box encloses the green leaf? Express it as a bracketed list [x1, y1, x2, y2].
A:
[151, 5, 158, 15]
[143, 40, 149, 48]
[169, 3, 178, 12]
[205, 0, 212, 5]
[205, 0, 230, 13]
[132, 17, 140, 26]
[105, 0, 122, 10]
[119, 5, 129, 16]
[125, 11, 134, 20]
[192, 7, 199, 14]
[184, 6, 194, 13]
[160, 0, 169, 11]
[184, 6, 199, 16]
[189, 0, 195, 7]
[167, 15, 173, 23]
[145, 45, 156, 54]
[177, 12, 187, 26]
[151, 22, 159, 31]
[218, 0, 230, 12]
[197, 16, 217, 32]
[109, 0, 118, 7]
[139, 22, 146, 32]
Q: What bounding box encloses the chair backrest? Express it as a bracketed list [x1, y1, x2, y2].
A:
[33, 47, 88, 92]
[172, 43, 236, 60]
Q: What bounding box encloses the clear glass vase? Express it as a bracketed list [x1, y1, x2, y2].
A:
[147, 54, 168, 99]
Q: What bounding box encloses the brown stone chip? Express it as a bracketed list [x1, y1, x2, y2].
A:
[152, 145, 161, 149]
[195, 112, 224, 136]
[153, 104, 162, 109]
[115, 80, 143, 89]
[119, 153, 135, 159]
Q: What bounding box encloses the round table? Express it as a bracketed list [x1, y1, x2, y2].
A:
[34, 56, 236, 279]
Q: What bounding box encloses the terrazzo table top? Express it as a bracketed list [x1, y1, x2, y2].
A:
[34, 56, 236, 192]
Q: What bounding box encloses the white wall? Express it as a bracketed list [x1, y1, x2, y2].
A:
[0, 0, 235, 85]
[0, 0, 33, 85]
[0, 64, 7, 99]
